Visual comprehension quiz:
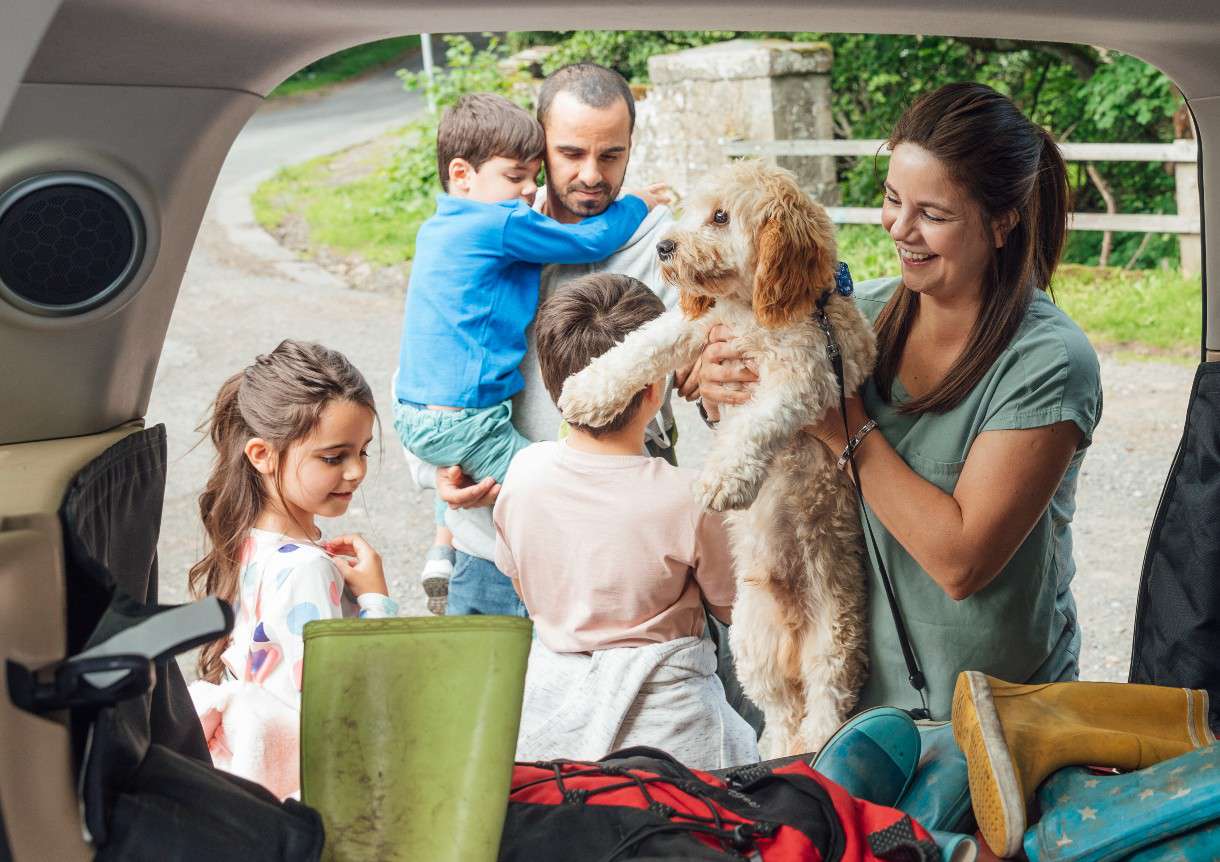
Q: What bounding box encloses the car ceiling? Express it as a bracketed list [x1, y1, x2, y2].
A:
[0, 0, 1216, 446]
[19, 0, 1220, 98]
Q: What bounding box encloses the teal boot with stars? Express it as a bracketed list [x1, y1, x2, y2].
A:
[1025, 740, 1220, 862]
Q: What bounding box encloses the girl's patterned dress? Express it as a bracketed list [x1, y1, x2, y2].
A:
[189, 528, 398, 799]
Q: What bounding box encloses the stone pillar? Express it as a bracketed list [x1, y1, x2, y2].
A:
[1174, 139, 1201, 277]
[626, 39, 836, 203]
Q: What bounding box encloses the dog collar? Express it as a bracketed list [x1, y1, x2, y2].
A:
[835, 261, 854, 296]
[816, 262, 854, 311]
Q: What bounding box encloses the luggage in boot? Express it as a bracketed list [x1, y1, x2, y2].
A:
[898, 721, 972, 835]
[501, 746, 943, 861]
[1125, 819, 1220, 861]
[300, 615, 532, 862]
[95, 744, 323, 862]
[8, 588, 325, 860]
[1130, 362, 1220, 730]
[809, 709, 977, 861]
[1025, 741, 1220, 862]
[7, 425, 324, 859]
[951, 672, 1214, 857]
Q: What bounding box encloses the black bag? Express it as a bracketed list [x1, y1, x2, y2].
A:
[95, 744, 323, 862]
[1130, 362, 1220, 727]
[53, 425, 215, 843]
[500, 747, 940, 862]
[8, 425, 326, 860]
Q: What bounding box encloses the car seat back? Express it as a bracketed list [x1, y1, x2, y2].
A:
[0, 422, 142, 860]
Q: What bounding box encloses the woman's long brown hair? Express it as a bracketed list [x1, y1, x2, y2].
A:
[873, 82, 1071, 414]
[188, 339, 375, 683]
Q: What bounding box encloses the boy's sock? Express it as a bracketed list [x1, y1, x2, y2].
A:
[421, 543, 456, 615]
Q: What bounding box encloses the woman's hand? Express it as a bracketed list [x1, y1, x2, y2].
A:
[323, 533, 389, 597]
[696, 325, 758, 412]
[805, 395, 870, 457]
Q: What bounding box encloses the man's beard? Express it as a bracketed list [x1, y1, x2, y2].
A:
[555, 180, 619, 219]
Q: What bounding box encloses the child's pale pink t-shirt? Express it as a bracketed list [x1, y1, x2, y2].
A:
[492, 440, 735, 653]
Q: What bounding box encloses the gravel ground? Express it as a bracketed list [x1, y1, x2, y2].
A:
[1069, 354, 1193, 679]
[150, 86, 1197, 686]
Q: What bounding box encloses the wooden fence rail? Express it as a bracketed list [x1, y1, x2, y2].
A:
[723, 138, 1202, 272]
[725, 139, 1199, 164]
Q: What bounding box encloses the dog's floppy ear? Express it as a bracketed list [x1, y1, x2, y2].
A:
[680, 291, 715, 319]
[753, 188, 838, 328]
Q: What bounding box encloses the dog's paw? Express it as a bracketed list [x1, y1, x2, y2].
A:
[558, 371, 631, 427]
[693, 469, 760, 512]
[798, 708, 848, 753]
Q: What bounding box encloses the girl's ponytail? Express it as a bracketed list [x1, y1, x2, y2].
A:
[188, 371, 268, 683]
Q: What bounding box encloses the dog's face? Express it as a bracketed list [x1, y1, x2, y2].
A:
[657, 160, 839, 328]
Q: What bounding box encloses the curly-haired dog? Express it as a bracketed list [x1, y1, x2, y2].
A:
[558, 160, 876, 754]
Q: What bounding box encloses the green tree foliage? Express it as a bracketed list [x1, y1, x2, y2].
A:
[485, 31, 1186, 268]
[381, 36, 528, 224]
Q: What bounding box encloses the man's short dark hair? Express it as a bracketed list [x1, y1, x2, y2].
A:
[536, 63, 636, 133]
[537, 273, 664, 437]
[436, 93, 546, 191]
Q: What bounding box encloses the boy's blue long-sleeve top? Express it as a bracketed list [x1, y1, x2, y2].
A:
[396, 192, 647, 408]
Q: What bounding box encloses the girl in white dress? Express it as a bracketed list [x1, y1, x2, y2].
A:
[188, 339, 397, 799]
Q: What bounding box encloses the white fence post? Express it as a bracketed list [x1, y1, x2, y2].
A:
[1175, 138, 1201, 276]
[420, 33, 436, 114]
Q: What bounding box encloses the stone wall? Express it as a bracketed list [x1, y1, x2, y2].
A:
[624, 39, 837, 203]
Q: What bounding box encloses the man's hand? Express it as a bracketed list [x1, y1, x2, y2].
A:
[436, 465, 500, 509]
[629, 182, 675, 210]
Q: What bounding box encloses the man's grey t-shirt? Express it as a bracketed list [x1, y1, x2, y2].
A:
[424, 199, 678, 561]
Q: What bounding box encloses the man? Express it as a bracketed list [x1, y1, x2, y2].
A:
[415, 62, 765, 737]
[423, 63, 679, 596]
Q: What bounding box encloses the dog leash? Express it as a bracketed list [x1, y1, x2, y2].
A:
[815, 264, 932, 721]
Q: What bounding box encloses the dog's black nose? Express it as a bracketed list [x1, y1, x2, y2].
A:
[656, 239, 676, 260]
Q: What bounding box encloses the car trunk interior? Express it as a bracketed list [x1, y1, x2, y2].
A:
[0, 1, 1217, 857]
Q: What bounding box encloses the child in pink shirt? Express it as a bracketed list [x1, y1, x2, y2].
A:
[493, 273, 759, 770]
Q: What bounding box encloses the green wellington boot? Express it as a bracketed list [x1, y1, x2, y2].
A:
[300, 616, 533, 862]
[952, 671, 1215, 858]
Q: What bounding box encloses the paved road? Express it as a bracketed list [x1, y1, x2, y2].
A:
[148, 61, 1196, 685]
[219, 66, 423, 188]
[151, 62, 433, 614]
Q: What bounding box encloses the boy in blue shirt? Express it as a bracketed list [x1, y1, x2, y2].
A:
[394, 92, 666, 614]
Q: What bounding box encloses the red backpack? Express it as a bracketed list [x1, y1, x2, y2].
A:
[499, 747, 939, 861]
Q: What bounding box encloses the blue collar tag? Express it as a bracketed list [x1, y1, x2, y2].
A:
[835, 261, 854, 296]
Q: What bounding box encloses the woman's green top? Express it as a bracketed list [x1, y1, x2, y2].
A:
[852, 277, 1102, 719]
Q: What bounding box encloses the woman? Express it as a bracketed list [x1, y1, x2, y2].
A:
[696, 83, 1102, 719]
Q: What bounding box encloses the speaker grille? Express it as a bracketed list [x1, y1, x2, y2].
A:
[0, 174, 144, 316]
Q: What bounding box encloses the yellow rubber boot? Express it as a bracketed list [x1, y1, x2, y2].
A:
[951, 671, 1215, 858]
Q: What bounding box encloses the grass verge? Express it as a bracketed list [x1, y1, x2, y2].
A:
[271, 36, 421, 98]
[252, 128, 429, 267]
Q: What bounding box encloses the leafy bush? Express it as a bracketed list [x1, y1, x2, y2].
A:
[533, 31, 739, 79]
[379, 36, 534, 226]
[508, 30, 1186, 269]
